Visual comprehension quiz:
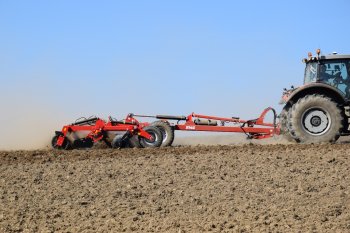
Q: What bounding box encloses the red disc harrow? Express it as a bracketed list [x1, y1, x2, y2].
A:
[52, 107, 280, 149]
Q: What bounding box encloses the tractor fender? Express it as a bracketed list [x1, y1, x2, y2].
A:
[284, 83, 346, 107]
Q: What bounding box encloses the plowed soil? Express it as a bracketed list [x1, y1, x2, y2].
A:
[1, 144, 350, 232]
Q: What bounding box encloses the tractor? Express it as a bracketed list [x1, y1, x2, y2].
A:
[280, 49, 350, 143]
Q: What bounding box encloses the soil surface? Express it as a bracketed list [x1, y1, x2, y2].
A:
[1, 144, 350, 232]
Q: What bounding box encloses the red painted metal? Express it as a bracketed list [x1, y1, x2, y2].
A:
[54, 107, 279, 148]
[56, 135, 65, 146]
[170, 107, 279, 139]
[56, 116, 154, 146]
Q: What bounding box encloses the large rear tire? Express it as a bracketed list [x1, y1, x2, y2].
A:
[288, 94, 342, 143]
[139, 126, 163, 148]
[279, 108, 296, 142]
[151, 121, 175, 147]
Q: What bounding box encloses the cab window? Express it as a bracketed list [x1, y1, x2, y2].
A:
[318, 60, 350, 97]
[304, 62, 317, 83]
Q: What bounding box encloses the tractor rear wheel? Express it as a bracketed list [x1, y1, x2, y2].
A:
[288, 94, 342, 143]
[279, 108, 296, 142]
[139, 126, 163, 148]
[151, 121, 175, 147]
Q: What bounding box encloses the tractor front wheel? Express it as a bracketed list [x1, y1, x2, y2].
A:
[288, 94, 343, 143]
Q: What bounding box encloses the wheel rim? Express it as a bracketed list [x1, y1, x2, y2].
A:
[301, 107, 331, 136]
[143, 130, 158, 146]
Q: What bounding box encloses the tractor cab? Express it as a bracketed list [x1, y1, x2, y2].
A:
[304, 53, 350, 98]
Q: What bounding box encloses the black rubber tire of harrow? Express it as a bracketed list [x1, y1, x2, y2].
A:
[288, 94, 342, 143]
[139, 126, 163, 148]
[279, 108, 297, 142]
[51, 135, 71, 150]
[151, 120, 175, 147]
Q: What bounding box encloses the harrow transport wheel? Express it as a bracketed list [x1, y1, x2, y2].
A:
[151, 121, 175, 147]
[139, 126, 163, 148]
[51, 135, 71, 150]
[288, 94, 342, 143]
[279, 108, 297, 142]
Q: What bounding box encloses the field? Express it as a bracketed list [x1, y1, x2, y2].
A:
[1, 140, 350, 232]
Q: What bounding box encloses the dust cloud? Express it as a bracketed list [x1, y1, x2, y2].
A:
[0, 79, 67, 150]
[0, 98, 59, 150]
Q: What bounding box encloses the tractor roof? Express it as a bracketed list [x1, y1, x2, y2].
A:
[303, 53, 350, 63]
[319, 54, 350, 60]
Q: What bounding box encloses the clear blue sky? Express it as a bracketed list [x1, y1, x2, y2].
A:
[0, 0, 349, 148]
